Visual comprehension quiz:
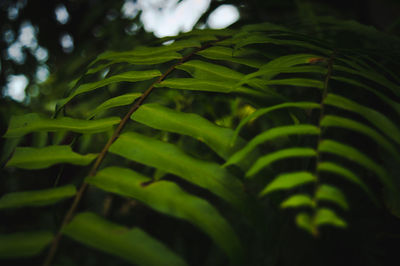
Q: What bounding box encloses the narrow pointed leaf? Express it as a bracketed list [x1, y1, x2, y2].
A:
[0, 185, 76, 209]
[87, 167, 243, 264]
[233, 102, 321, 143]
[259, 172, 316, 196]
[155, 78, 257, 95]
[89, 93, 142, 118]
[317, 161, 376, 202]
[225, 125, 319, 167]
[4, 113, 120, 138]
[281, 194, 315, 208]
[314, 208, 347, 228]
[246, 148, 317, 177]
[96, 39, 200, 60]
[243, 53, 325, 81]
[0, 231, 53, 258]
[235, 34, 331, 54]
[58, 70, 161, 107]
[63, 212, 187, 266]
[316, 184, 349, 210]
[197, 46, 264, 68]
[296, 213, 313, 234]
[331, 76, 400, 116]
[324, 93, 400, 144]
[109, 132, 248, 211]
[321, 115, 399, 157]
[6, 146, 97, 169]
[176, 60, 244, 82]
[318, 140, 394, 190]
[263, 78, 324, 89]
[131, 103, 246, 160]
[334, 64, 400, 97]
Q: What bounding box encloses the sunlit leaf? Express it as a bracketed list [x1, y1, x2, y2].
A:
[6, 146, 97, 169]
[0, 185, 76, 209]
[87, 167, 243, 263]
[63, 212, 187, 266]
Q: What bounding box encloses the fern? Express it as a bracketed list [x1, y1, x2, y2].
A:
[1, 19, 400, 266]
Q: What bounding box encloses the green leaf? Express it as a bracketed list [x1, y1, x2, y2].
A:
[176, 60, 245, 82]
[96, 39, 201, 59]
[155, 78, 258, 95]
[316, 184, 349, 210]
[320, 115, 399, 157]
[318, 140, 394, 190]
[196, 46, 264, 68]
[4, 113, 120, 138]
[234, 34, 331, 54]
[0, 231, 53, 258]
[334, 64, 400, 97]
[6, 145, 97, 169]
[225, 125, 319, 167]
[0, 185, 76, 209]
[87, 167, 243, 264]
[243, 53, 326, 81]
[314, 208, 347, 228]
[131, 103, 246, 161]
[89, 93, 142, 118]
[263, 78, 324, 89]
[109, 132, 248, 211]
[246, 148, 317, 177]
[63, 212, 187, 266]
[259, 171, 316, 197]
[317, 161, 376, 202]
[324, 93, 400, 145]
[296, 212, 313, 234]
[58, 70, 161, 108]
[331, 76, 400, 116]
[233, 102, 321, 143]
[281, 194, 315, 208]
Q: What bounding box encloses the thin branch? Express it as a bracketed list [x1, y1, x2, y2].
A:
[42, 37, 228, 266]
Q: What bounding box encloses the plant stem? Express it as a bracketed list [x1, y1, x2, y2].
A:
[311, 51, 335, 237]
[42, 37, 227, 266]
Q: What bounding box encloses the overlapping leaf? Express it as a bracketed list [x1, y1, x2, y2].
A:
[0, 231, 53, 258]
[86, 167, 243, 263]
[0, 185, 76, 209]
[63, 212, 187, 266]
[4, 113, 120, 138]
[109, 132, 249, 211]
[6, 146, 97, 169]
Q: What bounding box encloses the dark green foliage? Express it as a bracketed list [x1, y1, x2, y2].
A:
[1, 18, 400, 266]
